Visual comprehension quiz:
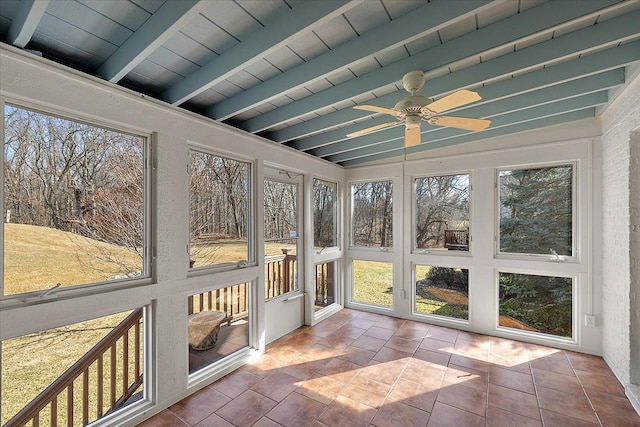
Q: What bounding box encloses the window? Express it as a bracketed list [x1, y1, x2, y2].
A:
[415, 265, 469, 320]
[264, 179, 298, 299]
[2, 308, 145, 426]
[498, 272, 573, 338]
[414, 174, 469, 252]
[352, 260, 393, 308]
[188, 283, 250, 374]
[189, 150, 251, 268]
[351, 180, 392, 247]
[3, 105, 148, 297]
[314, 261, 337, 311]
[499, 164, 574, 256]
[313, 179, 337, 249]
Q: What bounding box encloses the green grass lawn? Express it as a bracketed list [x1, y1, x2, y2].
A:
[352, 260, 393, 307]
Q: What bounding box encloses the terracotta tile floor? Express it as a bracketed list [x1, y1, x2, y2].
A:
[139, 309, 640, 427]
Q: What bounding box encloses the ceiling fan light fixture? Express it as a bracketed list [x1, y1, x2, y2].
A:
[406, 115, 421, 129]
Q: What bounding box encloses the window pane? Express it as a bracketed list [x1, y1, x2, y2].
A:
[499, 165, 573, 255]
[415, 266, 469, 320]
[499, 273, 572, 338]
[414, 174, 469, 251]
[3, 105, 146, 296]
[315, 261, 337, 311]
[351, 180, 393, 247]
[313, 179, 337, 248]
[264, 180, 298, 299]
[189, 151, 250, 268]
[2, 309, 144, 426]
[188, 283, 250, 374]
[352, 260, 392, 308]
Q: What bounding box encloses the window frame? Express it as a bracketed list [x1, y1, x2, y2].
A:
[0, 99, 154, 303]
[349, 178, 394, 250]
[495, 269, 578, 344]
[411, 171, 473, 256]
[187, 146, 256, 274]
[312, 177, 340, 254]
[495, 161, 578, 261]
[412, 263, 471, 324]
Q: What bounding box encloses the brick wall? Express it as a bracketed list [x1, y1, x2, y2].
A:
[600, 70, 640, 389]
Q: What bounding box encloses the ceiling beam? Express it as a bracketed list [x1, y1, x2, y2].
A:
[241, 0, 623, 133]
[160, 0, 359, 106]
[96, 0, 205, 83]
[328, 93, 606, 163]
[309, 69, 623, 157]
[340, 109, 596, 167]
[289, 39, 640, 151]
[206, 0, 493, 121]
[285, 27, 640, 151]
[6, 0, 50, 48]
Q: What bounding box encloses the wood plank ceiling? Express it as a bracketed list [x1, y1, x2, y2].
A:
[1, 0, 639, 166]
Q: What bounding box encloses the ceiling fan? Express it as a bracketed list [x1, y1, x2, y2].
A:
[347, 70, 491, 147]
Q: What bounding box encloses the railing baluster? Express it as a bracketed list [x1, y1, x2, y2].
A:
[82, 368, 89, 425]
[187, 295, 194, 315]
[135, 320, 141, 382]
[51, 396, 58, 427]
[123, 333, 129, 399]
[223, 287, 229, 316]
[97, 355, 103, 417]
[67, 383, 73, 427]
[110, 344, 116, 409]
[207, 291, 213, 311]
[33, 414, 39, 427]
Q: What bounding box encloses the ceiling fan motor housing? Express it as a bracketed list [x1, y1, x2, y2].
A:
[394, 95, 432, 114]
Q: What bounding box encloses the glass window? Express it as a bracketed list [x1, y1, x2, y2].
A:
[498, 272, 573, 338]
[3, 105, 147, 297]
[414, 174, 469, 251]
[415, 266, 469, 320]
[264, 179, 298, 300]
[351, 180, 393, 247]
[188, 283, 250, 374]
[313, 179, 337, 249]
[2, 309, 144, 426]
[189, 150, 251, 268]
[499, 165, 573, 256]
[352, 260, 392, 308]
[314, 261, 337, 311]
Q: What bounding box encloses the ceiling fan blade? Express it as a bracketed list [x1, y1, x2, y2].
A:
[423, 89, 481, 114]
[354, 104, 402, 117]
[405, 126, 421, 147]
[346, 121, 400, 138]
[431, 116, 491, 131]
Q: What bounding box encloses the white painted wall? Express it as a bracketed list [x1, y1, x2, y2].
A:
[0, 46, 345, 425]
[600, 68, 640, 411]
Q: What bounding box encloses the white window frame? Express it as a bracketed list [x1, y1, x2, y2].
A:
[187, 146, 256, 274]
[312, 177, 340, 255]
[349, 178, 394, 250]
[495, 161, 578, 261]
[0, 98, 153, 304]
[411, 262, 472, 326]
[411, 171, 473, 256]
[495, 269, 578, 345]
